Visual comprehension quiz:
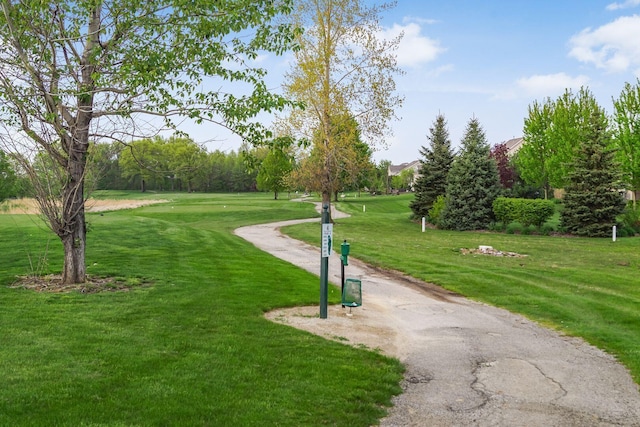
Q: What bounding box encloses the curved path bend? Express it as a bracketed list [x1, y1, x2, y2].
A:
[234, 204, 640, 426]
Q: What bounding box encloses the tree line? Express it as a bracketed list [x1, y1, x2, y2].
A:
[0, 134, 394, 201]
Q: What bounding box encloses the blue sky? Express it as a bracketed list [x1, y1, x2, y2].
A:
[183, 0, 640, 164]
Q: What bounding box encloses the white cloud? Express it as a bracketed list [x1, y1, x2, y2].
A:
[380, 23, 445, 68]
[606, 0, 640, 11]
[568, 15, 640, 73]
[402, 16, 439, 25]
[426, 64, 455, 78]
[515, 73, 590, 98]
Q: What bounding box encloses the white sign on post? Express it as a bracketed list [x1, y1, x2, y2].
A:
[321, 223, 333, 258]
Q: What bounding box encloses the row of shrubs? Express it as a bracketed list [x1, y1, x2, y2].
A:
[426, 196, 640, 236]
[426, 196, 555, 230]
[492, 197, 555, 227]
[489, 221, 556, 235]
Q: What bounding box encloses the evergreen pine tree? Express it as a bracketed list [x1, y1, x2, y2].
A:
[409, 114, 455, 219]
[440, 118, 502, 231]
[561, 112, 626, 237]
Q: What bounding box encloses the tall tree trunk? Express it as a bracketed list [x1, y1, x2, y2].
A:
[60, 143, 88, 284]
[61, 214, 86, 284]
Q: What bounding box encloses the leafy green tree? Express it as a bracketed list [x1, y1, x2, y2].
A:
[119, 138, 167, 192]
[410, 114, 455, 219]
[288, 151, 320, 194]
[165, 137, 207, 192]
[612, 79, 640, 207]
[509, 159, 545, 199]
[294, 114, 375, 201]
[330, 115, 374, 200]
[517, 99, 554, 198]
[364, 160, 391, 194]
[205, 150, 230, 192]
[256, 137, 295, 199]
[280, 0, 403, 210]
[0, 150, 17, 202]
[561, 112, 626, 237]
[391, 169, 414, 191]
[232, 145, 258, 192]
[0, 1, 297, 283]
[517, 87, 606, 198]
[87, 142, 125, 191]
[440, 118, 501, 231]
[336, 119, 376, 196]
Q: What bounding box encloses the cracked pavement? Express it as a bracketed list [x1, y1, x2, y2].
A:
[235, 205, 640, 426]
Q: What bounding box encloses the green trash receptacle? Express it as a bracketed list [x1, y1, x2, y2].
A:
[342, 278, 362, 307]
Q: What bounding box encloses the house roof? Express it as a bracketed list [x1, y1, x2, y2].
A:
[388, 160, 420, 176]
[503, 137, 524, 156]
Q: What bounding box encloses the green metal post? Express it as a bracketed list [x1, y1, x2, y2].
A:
[340, 240, 349, 308]
[320, 204, 330, 319]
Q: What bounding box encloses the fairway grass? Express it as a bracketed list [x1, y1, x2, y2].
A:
[0, 193, 403, 426]
[283, 193, 640, 386]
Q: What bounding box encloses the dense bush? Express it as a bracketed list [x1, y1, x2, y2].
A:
[505, 222, 524, 234]
[493, 197, 555, 227]
[428, 195, 447, 227]
[540, 224, 555, 235]
[619, 202, 640, 235]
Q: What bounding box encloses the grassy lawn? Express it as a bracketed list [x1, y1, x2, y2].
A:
[283, 193, 640, 385]
[0, 193, 403, 426]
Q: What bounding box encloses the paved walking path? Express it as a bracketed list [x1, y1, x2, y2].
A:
[235, 205, 640, 426]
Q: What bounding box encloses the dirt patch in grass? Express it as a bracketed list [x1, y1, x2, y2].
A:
[0, 198, 166, 215]
[265, 304, 401, 357]
[9, 274, 151, 293]
[460, 245, 527, 258]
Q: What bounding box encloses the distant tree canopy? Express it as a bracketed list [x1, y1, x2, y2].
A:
[118, 136, 208, 193]
[88, 137, 259, 193]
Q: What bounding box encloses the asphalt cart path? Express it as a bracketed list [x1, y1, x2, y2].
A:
[234, 205, 640, 426]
